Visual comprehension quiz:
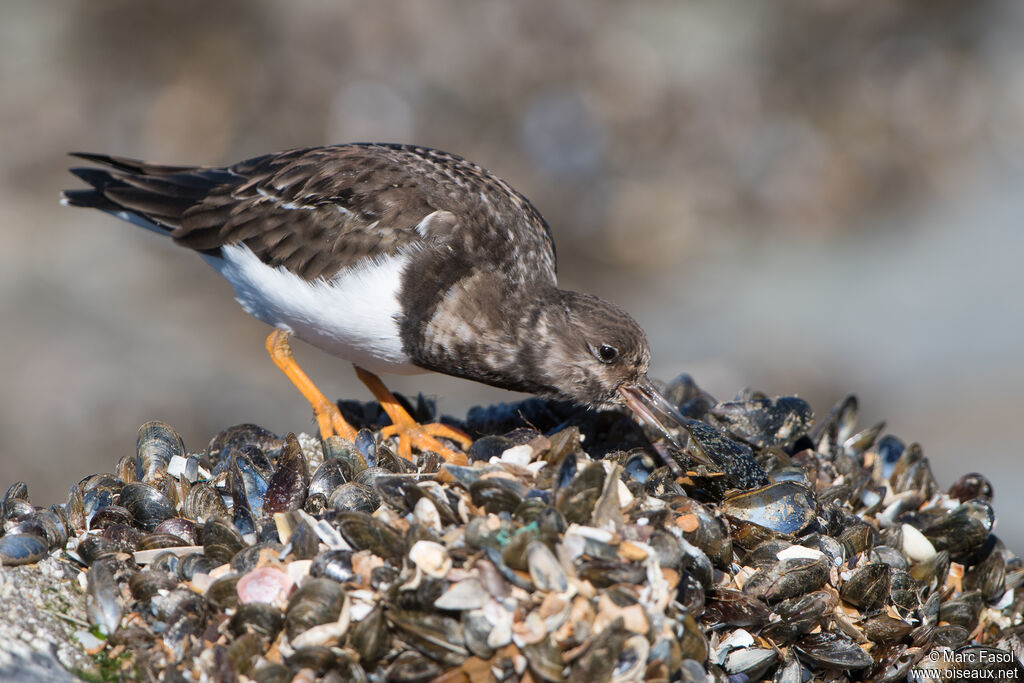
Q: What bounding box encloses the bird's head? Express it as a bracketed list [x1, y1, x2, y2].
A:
[535, 290, 692, 447]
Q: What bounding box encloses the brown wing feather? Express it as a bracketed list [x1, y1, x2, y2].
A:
[66, 144, 558, 283]
[173, 147, 443, 279]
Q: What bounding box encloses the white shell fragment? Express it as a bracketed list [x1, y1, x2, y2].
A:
[435, 578, 489, 610]
[408, 540, 452, 578]
[776, 545, 826, 562]
[498, 444, 533, 467]
[413, 497, 442, 532]
[901, 523, 937, 562]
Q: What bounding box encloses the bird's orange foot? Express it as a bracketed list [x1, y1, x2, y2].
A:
[379, 420, 472, 465]
[266, 329, 358, 441]
[312, 400, 358, 442]
[355, 367, 472, 465]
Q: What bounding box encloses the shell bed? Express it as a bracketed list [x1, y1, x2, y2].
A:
[1, 374, 1021, 682]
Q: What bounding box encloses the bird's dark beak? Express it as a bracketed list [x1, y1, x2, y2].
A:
[618, 377, 713, 466]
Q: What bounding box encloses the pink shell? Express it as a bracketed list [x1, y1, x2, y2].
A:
[236, 566, 294, 605]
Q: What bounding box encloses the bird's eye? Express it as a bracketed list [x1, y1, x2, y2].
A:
[597, 344, 619, 363]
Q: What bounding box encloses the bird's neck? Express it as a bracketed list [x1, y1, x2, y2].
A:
[405, 280, 572, 398]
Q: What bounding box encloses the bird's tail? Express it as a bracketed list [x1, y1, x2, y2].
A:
[61, 153, 234, 236]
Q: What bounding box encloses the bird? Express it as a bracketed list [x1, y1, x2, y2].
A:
[62, 143, 694, 466]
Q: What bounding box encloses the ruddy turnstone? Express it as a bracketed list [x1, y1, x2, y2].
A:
[63, 143, 695, 466]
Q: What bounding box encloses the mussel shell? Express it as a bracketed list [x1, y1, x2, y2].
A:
[948, 473, 993, 503]
[333, 511, 406, 564]
[129, 569, 179, 601]
[577, 559, 646, 587]
[207, 423, 284, 470]
[722, 482, 816, 536]
[725, 647, 778, 679]
[467, 435, 516, 463]
[229, 602, 285, 640]
[78, 532, 136, 565]
[183, 482, 229, 523]
[873, 645, 923, 683]
[149, 550, 180, 576]
[385, 651, 441, 682]
[839, 563, 891, 611]
[248, 662, 291, 683]
[288, 518, 320, 560]
[285, 646, 341, 675]
[354, 428, 378, 463]
[938, 591, 984, 631]
[372, 443, 417, 474]
[9, 509, 69, 550]
[703, 589, 771, 628]
[743, 557, 830, 603]
[889, 444, 938, 499]
[137, 532, 191, 551]
[284, 578, 345, 640]
[860, 613, 913, 644]
[0, 533, 49, 566]
[759, 590, 835, 643]
[888, 569, 921, 611]
[555, 461, 604, 524]
[201, 517, 247, 564]
[178, 552, 221, 581]
[963, 539, 1007, 600]
[386, 609, 468, 666]
[710, 396, 813, 449]
[931, 624, 970, 648]
[794, 632, 872, 670]
[307, 458, 349, 498]
[262, 433, 308, 514]
[920, 500, 994, 563]
[525, 541, 567, 593]
[87, 504, 133, 530]
[309, 549, 356, 584]
[813, 394, 858, 454]
[82, 486, 119, 522]
[136, 420, 185, 483]
[2, 481, 30, 519]
[205, 573, 241, 610]
[677, 418, 769, 490]
[86, 557, 123, 635]
[322, 436, 366, 479]
[470, 478, 525, 515]
[837, 521, 876, 556]
[119, 482, 176, 531]
[646, 529, 685, 570]
[229, 452, 269, 517]
[351, 605, 390, 663]
[669, 496, 732, 567]
[621, 450, 657, 484]
[328, 482, 380, 514]
[303, 492, 328, 516]
[865, 544, 908, 570]
[230, 542, 284, 575]
[153, 517, 197, 544]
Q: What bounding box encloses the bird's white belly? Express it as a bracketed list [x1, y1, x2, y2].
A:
[206, 243, 424, 375]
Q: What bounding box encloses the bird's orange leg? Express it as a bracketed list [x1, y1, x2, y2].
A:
[266, 330, 357, 441]
[354, 366, 471, 465]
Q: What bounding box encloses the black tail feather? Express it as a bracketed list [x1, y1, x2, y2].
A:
[60, 188, 118, 210]
[62, 152, 235, 233]
[68, 152, 196, 176]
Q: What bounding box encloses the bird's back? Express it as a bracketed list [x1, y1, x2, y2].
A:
[63, 143, 558, 284]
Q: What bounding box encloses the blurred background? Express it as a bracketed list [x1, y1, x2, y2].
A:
[2, 1, 1023, 547]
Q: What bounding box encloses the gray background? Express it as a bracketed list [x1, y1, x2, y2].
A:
[2, 2, 1023, 548]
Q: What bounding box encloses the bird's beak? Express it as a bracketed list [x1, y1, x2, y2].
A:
[618, 377, 713, 466]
